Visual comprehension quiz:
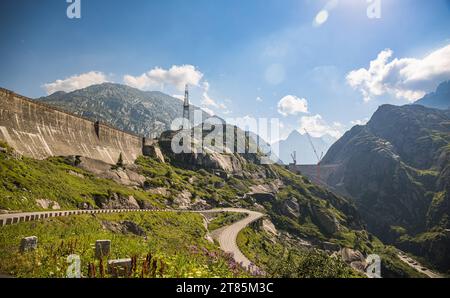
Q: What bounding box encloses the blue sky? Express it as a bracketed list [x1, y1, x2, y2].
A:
[1, 0, 449, 141]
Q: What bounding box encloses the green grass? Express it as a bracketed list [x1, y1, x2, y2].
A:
[0, 150, 162, 211]
[0, 212, 250, 278]
[237, 227, 361, 278]
[208, 212, 247, 231]
[135, 156, 244, 207]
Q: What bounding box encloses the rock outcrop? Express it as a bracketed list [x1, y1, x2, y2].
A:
[311, 205, 340, 235]
[94, 193, 140, 209]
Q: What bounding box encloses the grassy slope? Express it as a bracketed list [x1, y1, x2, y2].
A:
[236, 227, 361, 278]
[0, 212, 249, 278]
[0, 142, 162, 211]
[0, 141, 424, 277]
[236, 227, 426, 278]
[208, 212, 247, 231]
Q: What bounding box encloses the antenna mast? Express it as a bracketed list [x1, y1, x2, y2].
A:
[183, 84, 190, 124]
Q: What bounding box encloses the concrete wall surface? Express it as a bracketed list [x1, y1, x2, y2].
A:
[0, 88, 143, 164]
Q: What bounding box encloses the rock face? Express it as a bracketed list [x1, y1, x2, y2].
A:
[94, 193, 140, 209]
[71, 156, 146, 187]
[415, 81, 450, 110]
[339, 248, 365, 263]
[315, 97, 450, 270]
[36, 199, 61, 210]
[280, 197, 300, 219]
[101, 220, 146, 236]
[158, 127, 268, 175]
[172, 190, 210, 210]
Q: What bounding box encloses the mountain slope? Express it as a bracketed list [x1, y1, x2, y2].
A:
[37, 83, 210, 138]
[320, 103, 450, 271]
[274, 130, 335, 165]
[414, 81, 450, 110]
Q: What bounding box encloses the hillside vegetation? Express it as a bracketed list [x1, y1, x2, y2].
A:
[0, 212, 249, 278]
[320, 102, 450, 272]
[0, 138, 423, 277]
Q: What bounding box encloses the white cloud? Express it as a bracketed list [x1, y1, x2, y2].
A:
[201, 81, 227, 110]
[346, 44, 450, 102]
[256, 96, 263, 102]
[123, 64, 203, 92]
[277, 95, 309, 116]
[43, 71, 109, 95]
[299, 114, 343, 139]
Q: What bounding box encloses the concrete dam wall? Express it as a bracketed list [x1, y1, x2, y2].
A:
[0, 87, 144, 164]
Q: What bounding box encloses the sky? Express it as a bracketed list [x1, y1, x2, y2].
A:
[0, 0, 449, 143]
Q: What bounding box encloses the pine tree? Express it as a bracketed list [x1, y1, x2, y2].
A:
[116, 153, 124, 168]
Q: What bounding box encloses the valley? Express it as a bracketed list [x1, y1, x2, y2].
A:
[1, 82, 449, 278]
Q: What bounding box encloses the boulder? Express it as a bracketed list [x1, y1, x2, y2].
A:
[94, 193, 140, 209]
[101, 220, 146, 236]
[280, 197, 300, 219]
[173, 190, 193, 209]
[121, 221, 146, 236]
[78, 202, 93, 210]
[36, 199, 61, 210]
[340, 248, 365, 263]
[262, 219, 278, 236]
[246, 192, 276, 204]
[350, 261, 367, 273]
[320, 241, 341, 252]
[311, 206, 340, 234]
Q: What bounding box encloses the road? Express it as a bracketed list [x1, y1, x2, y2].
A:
[0, 207, 264, 273]
[200, 208, 264, 270]
[397, 251, 442, 278]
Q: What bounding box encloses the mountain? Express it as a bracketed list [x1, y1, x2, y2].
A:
[37, 83, 210, 138]
[319, 103, 450, 271]
[414, 81, 450, 110]
[274, 130, 336, 165]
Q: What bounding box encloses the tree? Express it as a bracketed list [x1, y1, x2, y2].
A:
[116, 153, 124, 168]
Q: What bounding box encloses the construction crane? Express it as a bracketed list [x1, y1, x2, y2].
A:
[304, 129, 323, 181]
[290, 151, 297, 165]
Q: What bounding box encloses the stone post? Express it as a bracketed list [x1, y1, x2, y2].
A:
[20, 236, 38, 253]
[95, 240, 111, 258]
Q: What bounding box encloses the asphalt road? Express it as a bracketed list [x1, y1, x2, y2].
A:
[201, 208, 264, 270]
[397, 251, 442, 278]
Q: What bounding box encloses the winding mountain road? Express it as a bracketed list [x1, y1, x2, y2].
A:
[199, 208, 264, 269]
[397, 251, 442, 278]
[0, 207, 264, 272]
